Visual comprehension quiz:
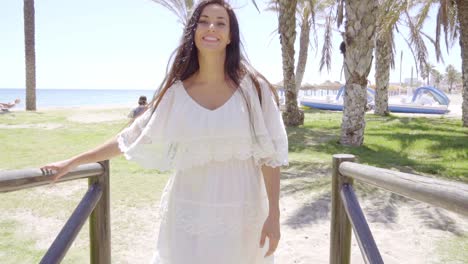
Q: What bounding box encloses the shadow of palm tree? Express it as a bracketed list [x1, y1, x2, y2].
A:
[284, 191, 331, 229]
[410, 203, 465, 236]
[350, 184, 464, 235]
[283, 160, 331, 180]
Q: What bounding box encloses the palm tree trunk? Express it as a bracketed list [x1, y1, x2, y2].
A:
[295, 18, 311, 91]
[341, 0, 378, 146]
[24, 0, 36, 111]
[278, 0, 304, 127]
[456, 0, 468, 127]
[374, 30, 391, 116]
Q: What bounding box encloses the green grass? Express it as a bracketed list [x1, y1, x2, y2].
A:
[436, 234, 468, 264]
[287, 108, 468, 182]
[0, 108, 467, 262]
[0, 219, 42, 263]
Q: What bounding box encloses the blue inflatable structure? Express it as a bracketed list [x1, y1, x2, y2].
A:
[300, 85, 450, 114]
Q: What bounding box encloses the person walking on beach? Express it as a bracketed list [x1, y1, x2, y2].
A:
[128, 95, 148, 118]
[41, 1, 288, 263]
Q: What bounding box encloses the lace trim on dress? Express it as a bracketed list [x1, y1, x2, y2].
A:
[117, 133, 288, 171]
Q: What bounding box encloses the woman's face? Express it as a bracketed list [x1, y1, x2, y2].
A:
[194, 4, 231, 54]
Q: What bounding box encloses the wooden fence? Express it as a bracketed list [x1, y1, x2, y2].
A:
[0, 161, 111, 264]
[330, 154, 468, 264]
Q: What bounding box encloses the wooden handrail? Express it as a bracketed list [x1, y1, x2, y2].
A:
[0, 161, 111, 264]
[0, 163, 104, 193]
[330, 154, 468, 264]
[339, 161, 468, 217]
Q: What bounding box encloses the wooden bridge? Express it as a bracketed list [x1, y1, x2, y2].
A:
[0, 155, 467, 263]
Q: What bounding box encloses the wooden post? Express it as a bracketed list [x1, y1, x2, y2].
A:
[40, 184, 102, 264]
[330, 154, 355, 264]
[89, 160, 111, 264]
[340, 184, 384, 264]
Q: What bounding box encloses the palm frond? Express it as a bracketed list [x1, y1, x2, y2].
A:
[319, 12, 333, 72]
[307, 0, 316, 28]
[446, 1, 458, 48]
[377, 0, 406, 37]
[151, 0, 190, 25]
[434, 0, 458, 55]
[420, 31, 444, 63]
[336, 0, 343, 28]
[250, 0, 260, 12]
[401, 35, 421, 76]
[404, 10, 428, 78]
[264, 0, 279, 13]
[415, 0, 433, 29]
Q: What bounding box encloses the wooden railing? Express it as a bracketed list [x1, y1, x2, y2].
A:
[0, 161, 111, 264]
[330, 154, 468, 264]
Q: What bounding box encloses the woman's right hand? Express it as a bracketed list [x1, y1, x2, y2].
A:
[41, 159, 76, 182]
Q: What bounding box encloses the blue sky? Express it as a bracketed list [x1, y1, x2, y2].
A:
[0, 0, 462, 90]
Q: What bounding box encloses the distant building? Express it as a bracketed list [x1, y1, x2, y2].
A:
[403, 78, 423, 87]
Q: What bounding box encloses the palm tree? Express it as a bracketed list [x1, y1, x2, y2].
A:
[294, 0, 314, 91]
[267, 0, 333, 91]
[431, 68, 443, 87]
[373, 0, 440, 116]
[424, 62, 436, 85]
[373, 0, 401, 116]
[445, 64, 461, 94]
[24, 0, 36, 111]
[426, 0, 468, 126]
[373, 0, 406, 116]
[455, 0, 468, 126]
[338, 0, 378, 146]
[277, 0, 304, 126]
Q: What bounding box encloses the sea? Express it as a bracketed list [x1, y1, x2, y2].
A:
[0, 88, 341, 109]
[0, 88, 156, 109]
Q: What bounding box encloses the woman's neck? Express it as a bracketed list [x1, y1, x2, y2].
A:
[195, 51, 226, 83]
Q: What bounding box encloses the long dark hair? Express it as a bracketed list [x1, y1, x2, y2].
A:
[147, 0, 278, 116]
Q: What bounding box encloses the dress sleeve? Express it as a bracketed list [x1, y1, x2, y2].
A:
[117, 108, 153, 153]
[116, 88, 176, 170]
[257, 79, 289, 168]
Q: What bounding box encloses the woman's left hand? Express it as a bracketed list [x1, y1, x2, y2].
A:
[259, 213, 281, 257]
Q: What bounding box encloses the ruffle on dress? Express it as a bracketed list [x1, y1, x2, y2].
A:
[117, 76, 288, 171]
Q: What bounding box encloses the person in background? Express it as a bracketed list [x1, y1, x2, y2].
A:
[0, 98, 21, 112]
[128, 95, 148, 118]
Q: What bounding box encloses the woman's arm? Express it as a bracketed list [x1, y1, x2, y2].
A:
[262, 165, 280, 216]
[41, 137, 122, 181]
[259, 165, 281, 257]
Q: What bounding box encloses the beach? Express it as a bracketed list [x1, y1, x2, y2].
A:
[0, 95, 467, 263]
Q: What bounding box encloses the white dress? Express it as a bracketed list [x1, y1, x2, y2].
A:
[117, 77, 288, 264]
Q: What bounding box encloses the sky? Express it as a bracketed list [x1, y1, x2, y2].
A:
[0, 0, 462, 90]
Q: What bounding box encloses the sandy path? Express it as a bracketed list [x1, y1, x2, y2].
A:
[275, 183, 467, 264]
[117, 176, 467, 264]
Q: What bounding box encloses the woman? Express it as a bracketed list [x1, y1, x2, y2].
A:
[41, 1, 288, 263]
